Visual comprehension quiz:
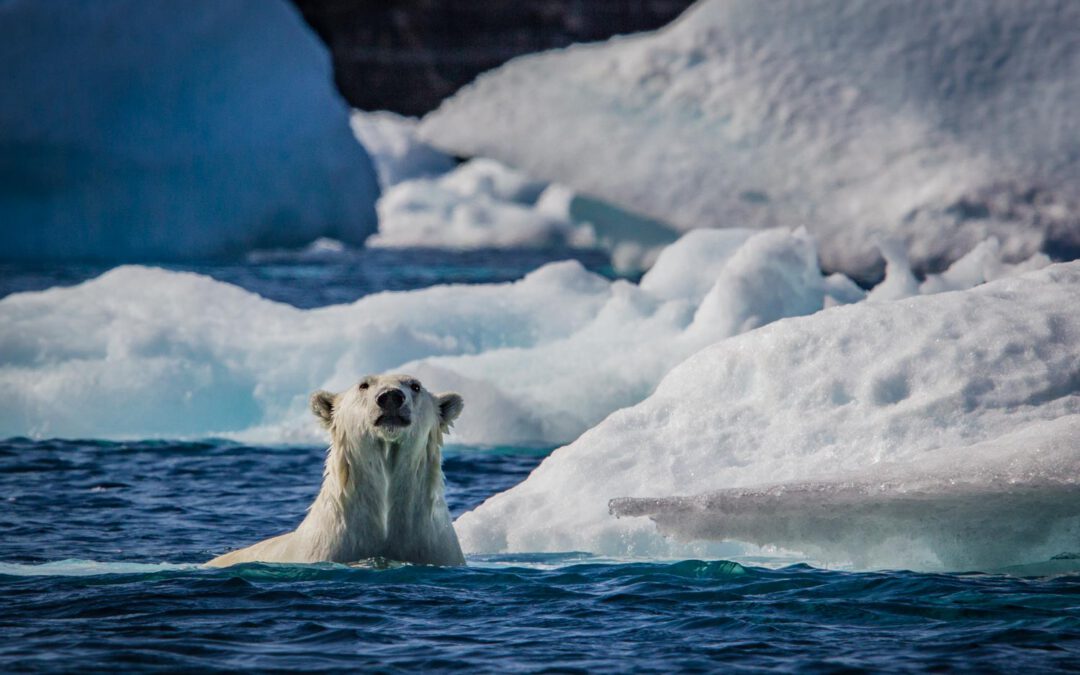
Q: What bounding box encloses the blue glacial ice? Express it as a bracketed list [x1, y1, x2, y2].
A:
[0, 0, 378, 261]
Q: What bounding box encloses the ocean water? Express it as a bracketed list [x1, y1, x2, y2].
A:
[1, 439, 1078, 672]
[2, 253, 1078, 671]
[0, 246, 624, 308]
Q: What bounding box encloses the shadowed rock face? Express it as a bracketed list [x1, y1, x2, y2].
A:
[290, 0, 695, 115]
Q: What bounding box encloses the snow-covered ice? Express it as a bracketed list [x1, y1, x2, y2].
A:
[0, 228, 868, 445]
[346, 108, 681, 267]
[0, 0, 378, 260]
[454, 262, 1080, 571]
[0, 225, 1062, 570]
[868, 237, 1052, 303]
[349, 111, 456, 189]
[421, 0, 1080, 281]
[366, 154, 674, 271]
[369, 158, 592, 250]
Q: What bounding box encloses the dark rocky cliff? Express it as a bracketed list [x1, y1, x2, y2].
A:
[290, 0, 695, 116]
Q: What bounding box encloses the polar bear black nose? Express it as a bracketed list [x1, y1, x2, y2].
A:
[376, 389, 405, 411]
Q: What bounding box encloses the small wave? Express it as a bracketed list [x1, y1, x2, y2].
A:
[0, 559, 196, 577]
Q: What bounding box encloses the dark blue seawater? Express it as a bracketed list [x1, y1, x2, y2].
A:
[0, 246, 629, 308]
[1, 438, 1078, 672]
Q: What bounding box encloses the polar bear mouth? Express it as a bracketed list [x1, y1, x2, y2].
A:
[375, 413, 411, 428]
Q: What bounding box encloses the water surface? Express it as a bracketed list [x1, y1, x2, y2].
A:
[1, 439, 1077, 672]
[0, 246, 626, 308]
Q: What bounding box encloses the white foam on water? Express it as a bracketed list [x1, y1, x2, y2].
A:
[0, 560, 196, 577]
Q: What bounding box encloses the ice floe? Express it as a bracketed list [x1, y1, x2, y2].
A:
[421, 0, 1080, 281]
[1, 228, 866, 444]
[454, 262, 1080, 571]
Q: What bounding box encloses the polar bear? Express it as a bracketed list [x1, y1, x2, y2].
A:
[207, 374, 465, 567]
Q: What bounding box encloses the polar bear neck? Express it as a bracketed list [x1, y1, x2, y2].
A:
[296, 426, 447, 561]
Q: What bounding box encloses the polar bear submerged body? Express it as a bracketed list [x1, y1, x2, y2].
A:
[207, 374, 466, 567]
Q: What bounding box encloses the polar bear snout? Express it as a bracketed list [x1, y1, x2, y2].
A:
[376, 389, 406, 411]
[375, 386, 411, 428]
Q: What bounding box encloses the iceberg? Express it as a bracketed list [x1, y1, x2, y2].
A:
[421, 0, 1080, 282]
[0, 0, 378, 261]
[0, 227, 866, 444]
[453, 262, 1080, 571]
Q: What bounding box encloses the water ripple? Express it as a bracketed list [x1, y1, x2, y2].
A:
[1, 439, 1078, 671]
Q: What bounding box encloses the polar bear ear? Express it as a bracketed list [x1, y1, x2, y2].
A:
[436, 392, 464, 431]
[310, 390, 336, 428]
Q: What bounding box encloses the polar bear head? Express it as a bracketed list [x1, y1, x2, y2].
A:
[310, 374, 463, 447]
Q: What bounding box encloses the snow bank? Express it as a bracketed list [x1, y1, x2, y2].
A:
[421, 0, 1080, 281]
[0, 0, 378, 261]
[454, 262, 1080, 571]
[0, 228, 856, 444]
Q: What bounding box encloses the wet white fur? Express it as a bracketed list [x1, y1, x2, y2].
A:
[206, 374, 465, 567]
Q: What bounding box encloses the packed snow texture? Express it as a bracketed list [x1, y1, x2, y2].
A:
[454, 262, 1080, 571]
[1, 227, 874, 444]
[0, 0, 378, 260]
[421, 0, 1080, 281]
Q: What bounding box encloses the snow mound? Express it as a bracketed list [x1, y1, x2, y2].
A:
[349, 110, 456, 189]
[454, 262, 1080, 571]
[369, 156, 678, 271]
[421, 0, 1080, 281]
[1, 228, 862, 444]
[369, 159, 589, 249]
[0, 0, 378, 261]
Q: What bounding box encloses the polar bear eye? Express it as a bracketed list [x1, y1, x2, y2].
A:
[358, 382, 369, 391]
[409, 382, 421, 393]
